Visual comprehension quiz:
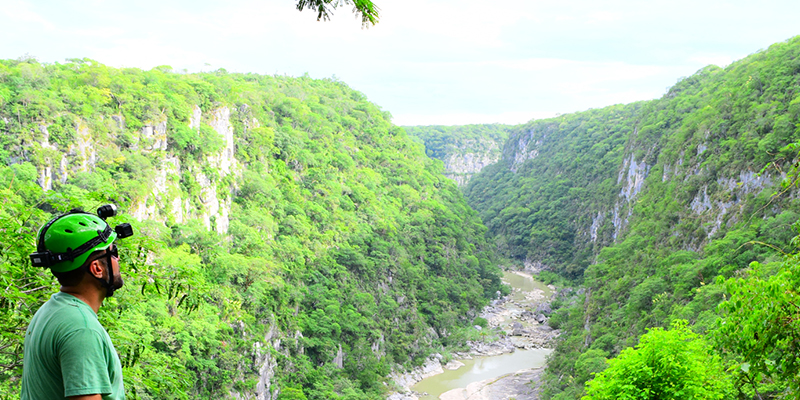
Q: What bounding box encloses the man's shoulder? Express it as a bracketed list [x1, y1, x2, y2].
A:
[31, 292, 102, 336]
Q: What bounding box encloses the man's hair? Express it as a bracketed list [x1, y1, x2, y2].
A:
[52, 249, 106, 286]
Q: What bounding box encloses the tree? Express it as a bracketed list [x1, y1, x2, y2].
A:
[295, 0, 379, 26]
[715, 259, 800, 397]
[583, 320, 733, 400]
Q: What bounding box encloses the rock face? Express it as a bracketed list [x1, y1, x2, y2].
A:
[509, 128, 542, 173]
[389, 356, 446, 391]
[686, 170, 772, 238]
[37, 125, 56, 191]
[404, 125, 511, 187]
[72, 123, 96, 174]
[140, 120, 168, 151]
[232, 324, 280, 400]
[487, 102, 784, 266]
[333, 344, 344, 369]
[441, 139, 503, 187]
[612, 152, 651, 239]
[34, 105, 239, 235]
[208, 107, 236, 176]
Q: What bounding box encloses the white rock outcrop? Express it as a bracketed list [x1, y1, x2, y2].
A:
[141, 120, 168, 151]
[590, 212, 604, 243]
[389, 357, 445, 392]
[29, 106, 241, 235]
[125, 106, 238, 233]
[509, 129, 543, 173]
[37, 125, 57, 191]
[618, 154, 650, 202]
[442, 139, 502, 187]
[209, 107, 236, 176]
[611, 154, 651, 240]
[233, 324, 280, 400]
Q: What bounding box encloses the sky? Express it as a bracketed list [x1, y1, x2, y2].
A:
[1, 0, 799, 126]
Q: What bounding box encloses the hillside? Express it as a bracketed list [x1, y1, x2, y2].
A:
[0, 59, 506, 399]
[465, 37, 800, 398]
[403, 124, 511, 187]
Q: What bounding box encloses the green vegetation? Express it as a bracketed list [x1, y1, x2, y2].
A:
[466, 104, 641, 277]
[0, 58, 504, 399]
[583, 320, 732, 400]
[464, 36, 800, 398]
[715, 235, 800, 396]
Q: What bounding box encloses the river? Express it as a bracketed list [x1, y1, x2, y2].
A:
[409, 271, 555, 400]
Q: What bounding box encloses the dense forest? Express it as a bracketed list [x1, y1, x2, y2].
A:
[463, 36, 800, 398]
[0, 58, 506, 399]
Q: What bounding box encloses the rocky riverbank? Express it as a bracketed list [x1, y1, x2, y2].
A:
[480, 271, 560, 350]
[387, 271, 559, 400]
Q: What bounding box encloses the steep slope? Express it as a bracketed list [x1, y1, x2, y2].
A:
[404, 124, 511, 187]
[465, 37, 800, 398]
[466, 104, 643, 278]
[0, 59, 505, 399]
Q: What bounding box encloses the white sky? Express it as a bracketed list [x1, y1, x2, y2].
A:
[1, 0, 799, 125]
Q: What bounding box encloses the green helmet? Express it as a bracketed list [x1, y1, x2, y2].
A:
[36, 213, 117, 273]
[30, 207, 132, 273]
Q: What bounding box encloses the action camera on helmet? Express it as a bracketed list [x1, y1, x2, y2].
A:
[115, 223, 133, 239]
[97, 204, 118, 220]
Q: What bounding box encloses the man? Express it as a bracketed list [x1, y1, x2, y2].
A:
[22, 207, 133, 400]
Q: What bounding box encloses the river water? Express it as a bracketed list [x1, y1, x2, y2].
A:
[502, 271, 553, 301]
[412, 349, 552, 399]
[410, 271, 553, 400]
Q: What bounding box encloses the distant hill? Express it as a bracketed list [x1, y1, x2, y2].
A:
[404, 124, 512, 187]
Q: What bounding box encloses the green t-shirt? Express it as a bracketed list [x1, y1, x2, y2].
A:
[21, 292, 124, 399]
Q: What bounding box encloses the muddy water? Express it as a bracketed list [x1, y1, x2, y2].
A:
[410, 271, 553, 399]
[503, 271, 553, 301]
[412, 349, 551, 399]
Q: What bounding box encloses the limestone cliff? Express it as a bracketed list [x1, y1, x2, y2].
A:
[404, 124, 511, 187]
[32, 104, 239, 235]
[441, 138, 503, 187]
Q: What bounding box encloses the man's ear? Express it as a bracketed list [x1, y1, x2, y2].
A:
[87, 259, 106, 279]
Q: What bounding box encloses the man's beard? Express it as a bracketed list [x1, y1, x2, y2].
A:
[111, 272, 124, 291]
[103, 254, 124, 297]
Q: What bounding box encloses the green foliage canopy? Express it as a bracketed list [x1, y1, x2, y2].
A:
[715, 250, 800, 395]
[583, 321, 733, 400]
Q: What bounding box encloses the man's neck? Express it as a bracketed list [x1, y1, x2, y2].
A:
[60, 287, 104, 313]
